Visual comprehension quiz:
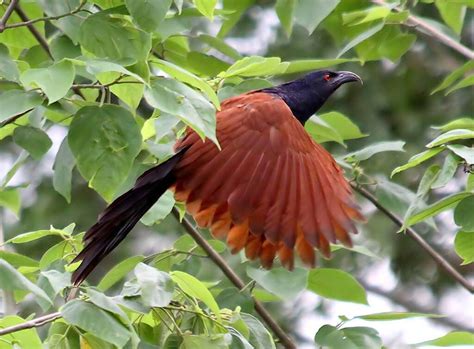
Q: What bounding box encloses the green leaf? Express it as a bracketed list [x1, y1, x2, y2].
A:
[294, 0, 340, 35]
[454, 231, 474, 265]
[345, 141, 405, 162]
[447, 144, 474, 164]
[318, 112, 367, 141]
[0, 316, 42, 349]
[0, 259, 52, 307]
[37, 0, 85, 43]
[431, 61, 474, 94]
[343, 6, 391, 26]
[61, 299, 132, 347]
[276, 0, 296, 36]
[6, 226, 67, 244]
[170, 270, 220, 318]
[307, 268, 367, 304]
[284, 58, 358, 74]
[414, 331, 474, 347]
[0, 90, 43, 123]
[435, 0, 466, 34]
[198, 34, 242, 60]
[338, 21, 385, 58]
[405, 192, 473, 228]
[21, 60, 75, 104]
[0, 3, 45, 49]
[0, 250, 38, 268]
[98, 255, 145, 291]
[427, 129, 474, 148]
[246, 267, 308, 300]
[306, 116, 345, 145]
[68, 105, 142, 202]
[125, 0, 172, 32]
[193, 0, 217, 19]
[356, 311, 443, 321]
[144, 77, 217, 144]
[431, 152, 459, 189]
[219, 56, 289, 78]
[135, 263, 174, 307]
[0, 187, 21, 216]
[151, 58, 219, 108]
[241, 313, 276, 349]
[314, 325, 382, 349]
[53, 137, 75, 203]
[181, 334, 230, 348]
[392, 147, 445, 177]
[141, 190, 175, 225]
[433, 117, 474, 131]
[0, 44, 20, 82]
[79, 12, 151, 64]
[447, 75, 474, 94]
[13, 126, 52, 160]
[87, 288, 129, 322]
[454, 196, 474, 231]
[77, 59, 147, 84]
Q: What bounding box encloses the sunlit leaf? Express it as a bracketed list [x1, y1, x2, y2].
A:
[98, 255, 145, 291]
[414, 331, 474, 347]
[126, 0, 172, 32]
[315, 325, 382, 349]
[294, 0, 340, 35]
[454, 196, 474, 231]
[391, 147, 445, 177]
[246, 267, 308, 300]
[426, 129, 474, 148]
[356, 311, 444, 321]
[345, 141, 405, 162]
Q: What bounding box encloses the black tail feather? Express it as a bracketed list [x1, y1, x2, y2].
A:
[71, 149, 187, 286]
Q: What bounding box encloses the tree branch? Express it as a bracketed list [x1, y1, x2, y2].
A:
[0, 0, 19, 32]
[0, 312, 61, 336]
[351, 183, 473, 293]
[372, 0, 474, 60]
[0, 108, 34, 128]
[171, 208, 297, 349]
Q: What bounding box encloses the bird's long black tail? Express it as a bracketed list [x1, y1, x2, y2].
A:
[71, 149, 187, 286]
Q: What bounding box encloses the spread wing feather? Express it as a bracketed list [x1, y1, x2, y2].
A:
[174, 92, 362, 268]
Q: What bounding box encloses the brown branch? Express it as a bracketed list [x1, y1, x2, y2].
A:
[372, 0, 474, 60]
[73, 80, 144, 89]
[0, 0, 19, 32]
[0, 312, 61, 336]
[0, 108, 33, 128]
[351, 183, 473, 293]
[171, 208, 297, 349]
[2, 0, 87, 31]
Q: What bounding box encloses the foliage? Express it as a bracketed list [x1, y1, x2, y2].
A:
[0, 0, 472, 348]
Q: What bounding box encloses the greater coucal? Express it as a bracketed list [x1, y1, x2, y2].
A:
[71, 70, 363, 286]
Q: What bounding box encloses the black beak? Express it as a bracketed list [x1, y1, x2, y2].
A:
[334, 71, 363, 86]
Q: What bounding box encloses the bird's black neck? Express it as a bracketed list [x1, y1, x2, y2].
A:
[262, 80, 328, 124]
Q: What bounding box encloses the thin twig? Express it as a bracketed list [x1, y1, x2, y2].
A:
[171, 208, 297, 349]
[0, 0, 19, 32]
[2, 0, 87, 31]
[0, 312, 61, 336]
[372, 0, 474, 60]
[0, 108, 34, 128]
[351, 183, 473, 293]
[73, 80, 143, 89]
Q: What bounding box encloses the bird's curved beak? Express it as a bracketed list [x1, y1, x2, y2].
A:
[334, 71, 363, 86]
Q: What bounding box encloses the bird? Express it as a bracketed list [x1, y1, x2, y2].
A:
[71, 70, 364, 286]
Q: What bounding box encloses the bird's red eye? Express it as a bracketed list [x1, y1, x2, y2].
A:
[323, 74, 331, 81]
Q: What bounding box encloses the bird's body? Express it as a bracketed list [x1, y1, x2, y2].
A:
[71, 70, 363, 286]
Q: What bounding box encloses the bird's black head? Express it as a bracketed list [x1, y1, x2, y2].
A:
[263, 70, 362, 124]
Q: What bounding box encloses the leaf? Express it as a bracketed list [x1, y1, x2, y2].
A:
[405, 192, 473, 228]
[170, 270, 220, 318]
[98, 255, 145, 291]
[345, 141, 405, 162]
[125, 0, 172, 32]
[53, 137, 76, 203]
[414, 331, 474, 347]
[193, 0, 217, 19]
[61, 299, 132, 348]
[219, 56, 289, 78]
[305, 117, 344, 145]
[87, 288, 129, 322]
[433, 117, 474, 131]
[0, 90, 43, 123]
[454, 196, 474, 231]
[284, 58, 358, 74]
[0, 187, 21, 216]
[307, 268, 367, 304]
[338, 21, 385, 58]
[435, 0, 466, 34]
[431, 153, 459, 189]
[198, 34, 242, 60]
[21, 60, 75, 104]
[78, 59, 147, 84]
[6, 226, 67, 244]
[0, 250, 38, 268]
[151, 58, 219, 108]
[454, 231, 474, 265]
[431, 61, 474, 94]
[447, 74, 474, 94]
[447, 144, 474, 164]
[319, 112, 367, 141]
[0, 316, 42, 349]
[0, 259, 52, 307]
[79, 12, 151, 64]
[141, 190, 175, 226]
[246, 267, 308, 300]
[0, 44, 20, 82]
[314, 325, 382, 349]
[294, 0, 340, 35]
[144, 77, 217, 144]
[13, 126, 52, 160]
[135, 263, 174, 307]
[391, 147, 445, 177]
[356, 311, 443, 321]
[427, 129, 474, 148]
[68, 105, 142, 202]
[241, 313, 276, 349]
[181, 334, 230, 348]
[343, 6, 391, 26]
[276, 0, 296, 36]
